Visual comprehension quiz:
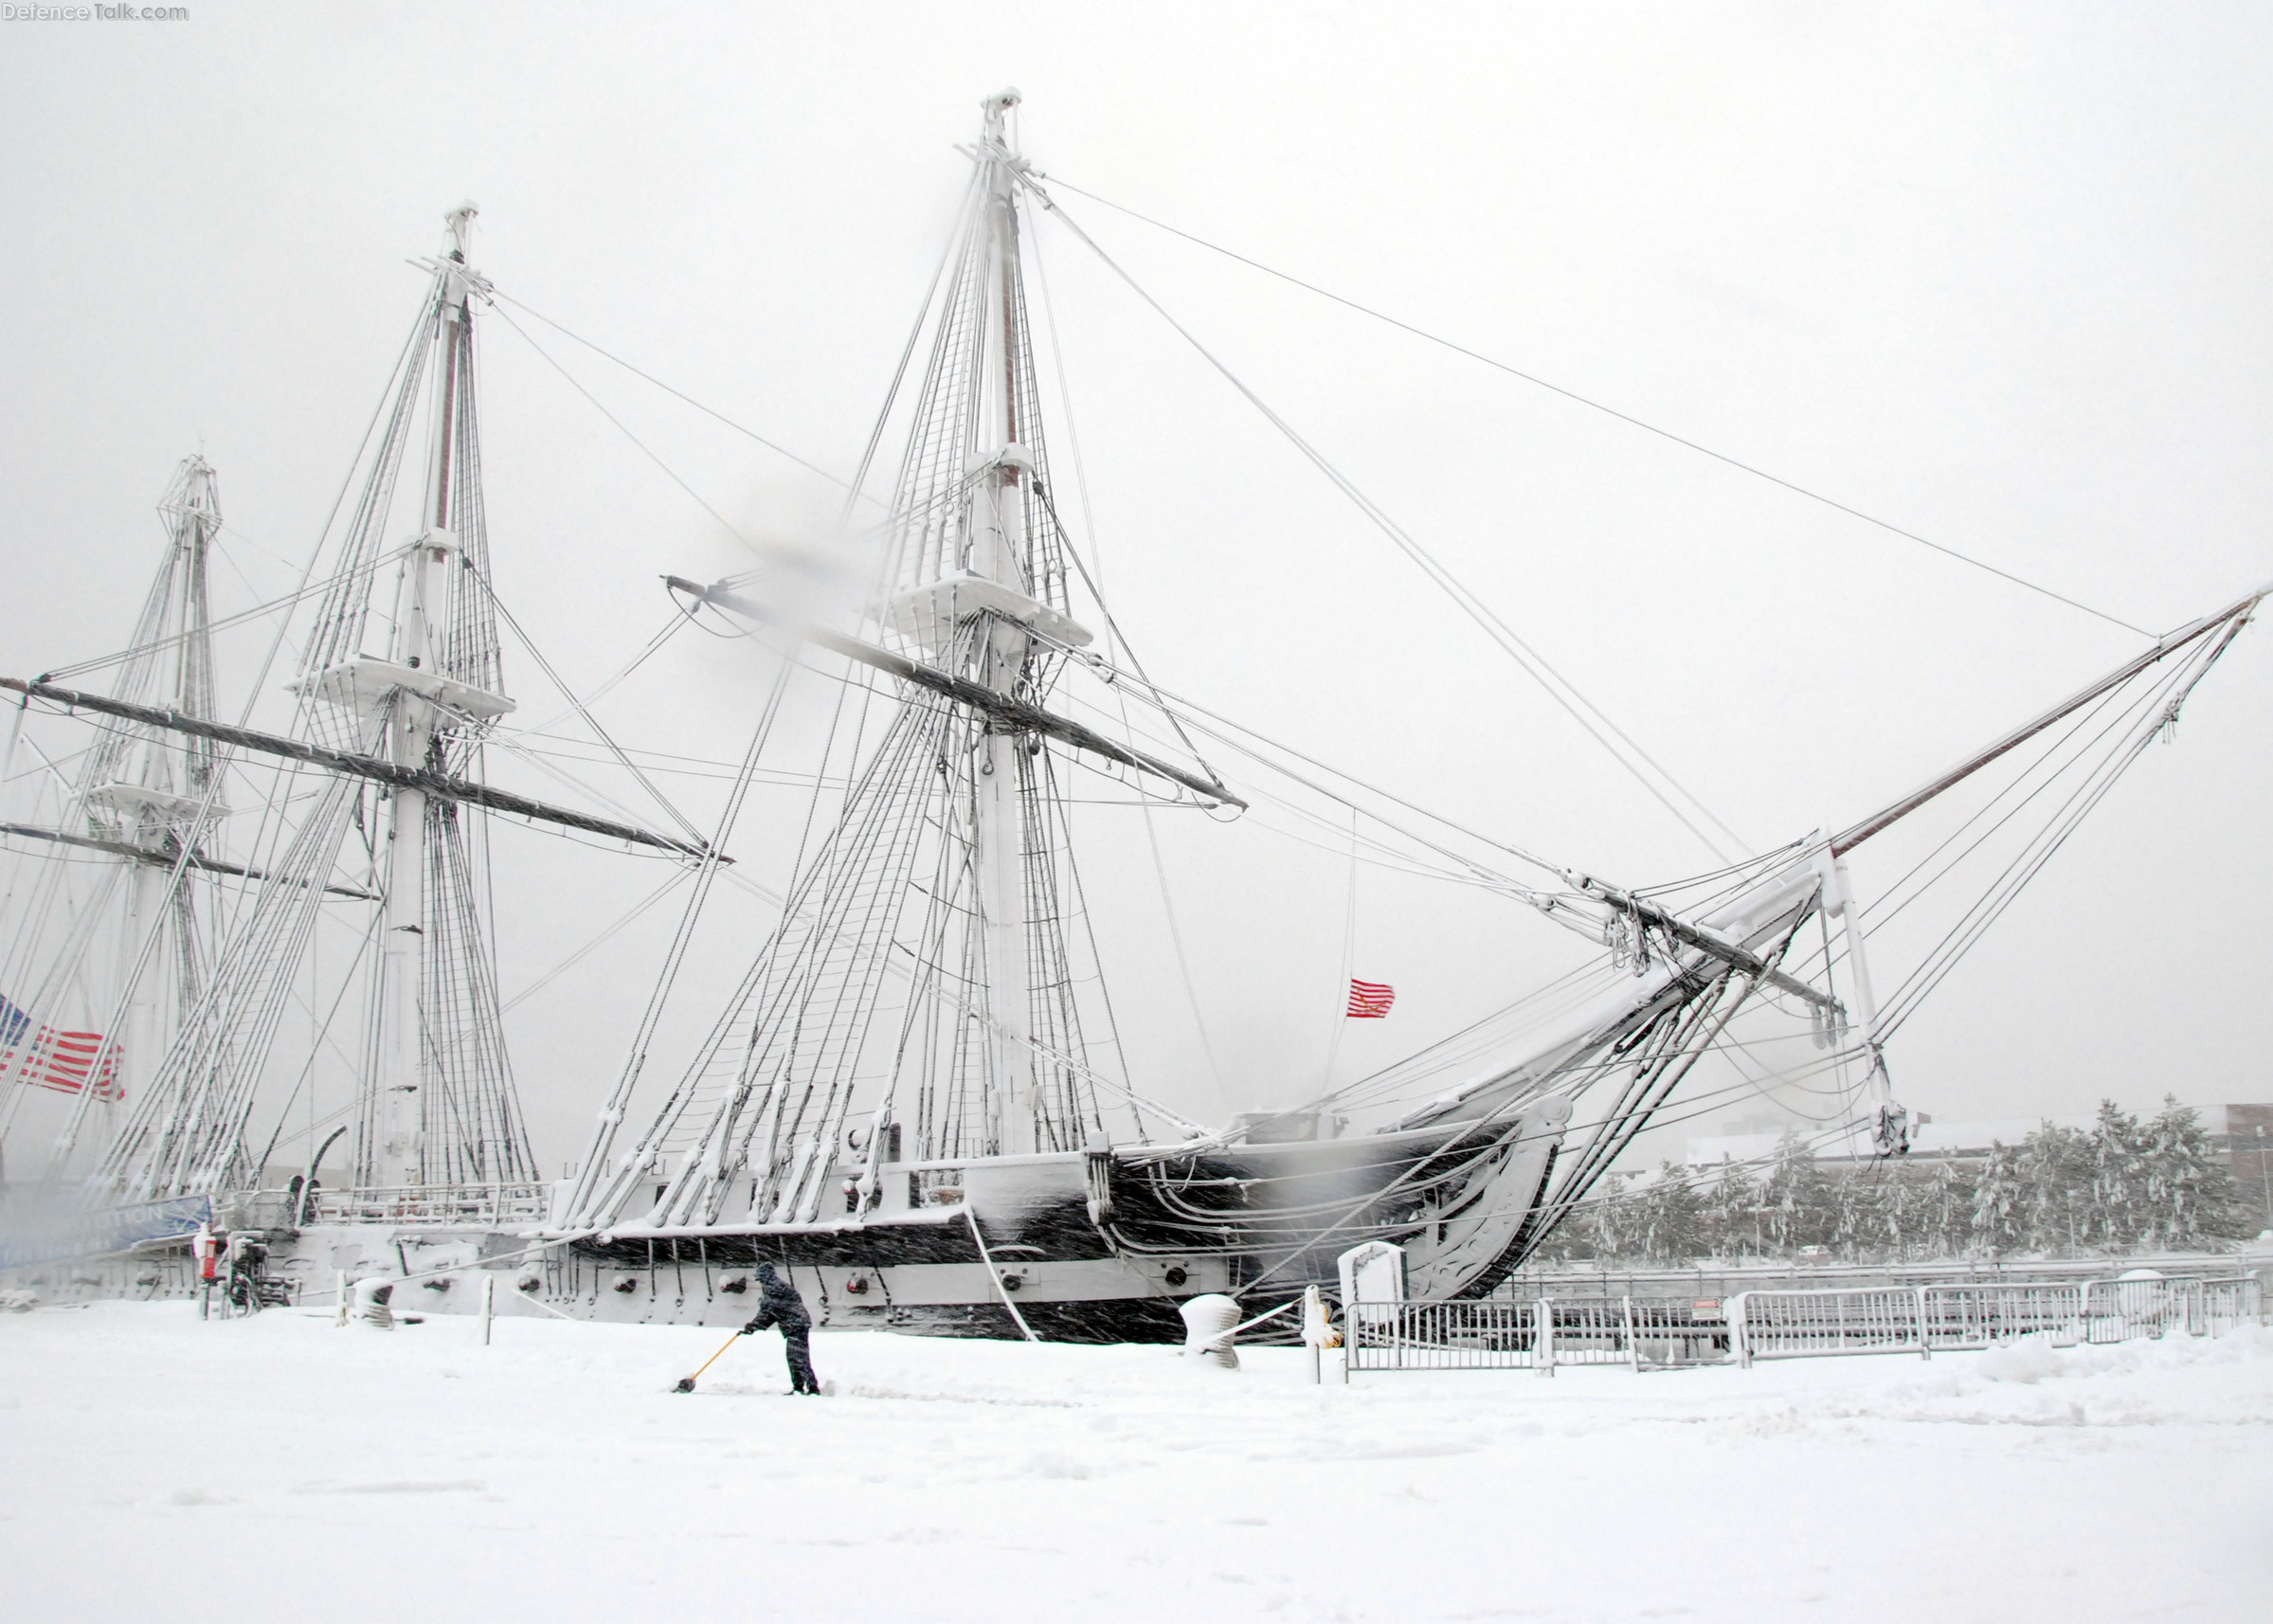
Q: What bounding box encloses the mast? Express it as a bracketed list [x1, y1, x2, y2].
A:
[575, 91, 1140, 1231]
[373, 202, 477, 1190]
[974, 88, 1036, 1155]
[105, 459, 223, 1116]
[2, 457, 223, 1168]
[83, 205, 536, 1202]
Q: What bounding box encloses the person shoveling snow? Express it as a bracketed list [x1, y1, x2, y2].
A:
[741, 1264, 821, 1395]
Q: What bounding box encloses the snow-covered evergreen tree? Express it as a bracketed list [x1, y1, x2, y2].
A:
[1970, 1142, 2025, 1253]
[2138, 1095, 2243, 1247]
[1760, 1132, 1831, 1252]
[2087, 1100, 2144, 1250]
[2016, 1121, 2092, 1254]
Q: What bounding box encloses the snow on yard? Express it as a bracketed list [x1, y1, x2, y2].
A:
[2, 1301, 2266, 1622]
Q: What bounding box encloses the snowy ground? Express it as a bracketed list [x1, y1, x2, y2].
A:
[2, 1302, 2266, 1622]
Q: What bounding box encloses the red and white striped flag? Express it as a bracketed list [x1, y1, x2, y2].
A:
[1345, 979, 1396, 1019]
[0, 994, 122, 1100]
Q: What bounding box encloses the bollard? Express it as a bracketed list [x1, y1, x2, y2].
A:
[1302, 1284, 1332, 1385]
[353, 1277, 396, 1330]
[1178, 1293, 1242, 1369]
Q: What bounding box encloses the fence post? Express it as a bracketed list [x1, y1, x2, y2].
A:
[481, 1274, 496, 1346]
[1535, 1297, 1554, 1376]
[1914, 1285, 1931, 1360]
[1622, 1295, 1639, 1374]
[1730, 1292, 1752, 1368]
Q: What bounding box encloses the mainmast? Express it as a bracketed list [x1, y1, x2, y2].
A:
[572, 91, 1130, 1231]
[973, 88, 1037, 1155]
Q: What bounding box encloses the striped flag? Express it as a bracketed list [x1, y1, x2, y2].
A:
[0, 993, 121, 1100]
[1345, 979, 1396, 1019]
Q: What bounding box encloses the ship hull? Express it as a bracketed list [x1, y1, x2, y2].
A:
[5, 1096, 1569, 1341]
[278, 1094, 1566, 1340]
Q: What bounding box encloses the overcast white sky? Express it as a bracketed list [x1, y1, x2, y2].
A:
[3, 3, 2268, 1170]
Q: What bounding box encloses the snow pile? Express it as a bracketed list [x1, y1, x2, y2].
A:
[1, 1303, 2266, 1622]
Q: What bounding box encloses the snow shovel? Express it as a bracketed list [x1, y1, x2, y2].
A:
[673, 1327, 745, 1393]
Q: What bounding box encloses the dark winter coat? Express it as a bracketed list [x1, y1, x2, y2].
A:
[745, 1269, 811, 1336]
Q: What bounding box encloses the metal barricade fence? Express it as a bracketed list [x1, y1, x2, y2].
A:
[1728, 1288, 1930, 1366]
[1547, 1298, 1634, 1367]
[2186, 1275, 2262, 1335]
[2081, 1275, 2210, 1342]
[1920, 1283, 2085, 1349]
[2081, 1274, 2264, 1342]
[1345, 1296, 1732, 1373]
[1346, 1299, 1540, 1371]
[1346, 1273, 2261, 1376]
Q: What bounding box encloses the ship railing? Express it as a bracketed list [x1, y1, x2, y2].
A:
[309, 1182, 552, 1226]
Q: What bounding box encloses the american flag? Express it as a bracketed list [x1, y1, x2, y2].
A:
[0, 993, 121, 1101]
[1345, 979, 1396, 1019]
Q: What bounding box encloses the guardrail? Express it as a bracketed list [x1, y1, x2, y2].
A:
[1345, 1273, 2262, 1376]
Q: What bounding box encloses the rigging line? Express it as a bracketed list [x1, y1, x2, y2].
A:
[1877, 639, 2231, 1038]
[488, 288, 879, 504]
[40, 334, 375, 1176]
[1861, 657, 2191, 1009]
[39, 546, 401, 683]
[1860, 676, 2156, 940]
[484, 302, 759, 555]
[839, 166, 983, 524]
[1042, 175, 2156, 642]
[566, 658, 800, 1223]
[463, 561, 707, 846]
[1134, 765, 1230, 1109]
[501, 868, 690, 1015]
[1030, 478, 1216, 773]
[1034, 634, 1568, 882]
[1036, 192, 1746, 864]
[1320, 805, 1360, 1091]
[1027, 198, 1223, 774]
[514, 609, 694, 736]
[246, 909, 385, 1178]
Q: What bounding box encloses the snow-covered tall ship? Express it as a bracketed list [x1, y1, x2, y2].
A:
[3, 94, 2262, 1339]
